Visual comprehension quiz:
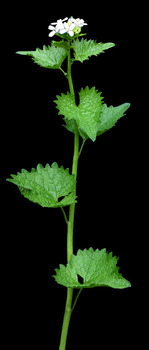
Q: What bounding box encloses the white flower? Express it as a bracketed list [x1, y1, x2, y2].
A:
[48, 17, 68, 37]
[62, 21, 76, 37]
[48, 25, 58, 37]
[71, 17, 88, 27]
[48, 16, 87, 38]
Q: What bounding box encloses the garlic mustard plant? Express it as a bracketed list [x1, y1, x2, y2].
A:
[7, 16, 131, 350]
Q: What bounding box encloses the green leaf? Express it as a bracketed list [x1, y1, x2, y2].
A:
[52, 40, 70, 51]
[64, 119, 88, 140]
[55, 86, 103, 141]
[53, 248, 131, 289]
[64, 102, 130, 140]
[97, 103, 131, 136]
[16, 45, 67, 69]
[7, 163, 76, 208]
[71, 38, 115, 62]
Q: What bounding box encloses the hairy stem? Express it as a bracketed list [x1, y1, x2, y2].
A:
[59, 46, 79, 350]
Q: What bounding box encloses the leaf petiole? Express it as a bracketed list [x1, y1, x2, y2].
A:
[59, 67, 67, 76]
[71, 288, 83, 314]
[79, 139, 86, 158]
[61, 207, 68, 225]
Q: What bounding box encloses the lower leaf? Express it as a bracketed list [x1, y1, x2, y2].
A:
[53, 248, 131, 289]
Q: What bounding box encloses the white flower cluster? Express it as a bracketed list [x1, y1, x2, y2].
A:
[48, 17, 87, 38]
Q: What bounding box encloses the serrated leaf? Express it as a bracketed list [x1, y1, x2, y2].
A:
[7, 163, 76, 208]
[55, 86, 103, 141]
[64, 102, 130, 140]
[64, 119, 88, 140]
[96, 102, 131, 136]
[71, 38, 115, 62]
[52, 40, 69, 51]
[16, 45, 67, 69]
[53, 248, 131, 289]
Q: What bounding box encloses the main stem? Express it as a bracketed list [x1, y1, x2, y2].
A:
[59, 47, 79, 350]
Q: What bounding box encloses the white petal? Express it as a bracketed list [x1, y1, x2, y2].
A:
[69, 23, 76, 30]
[77, 19, 88, 26]
[51, 21, 57, 25]
[78, 19, 84, 25]
[57, 19, 63, 24]
[64, 22, 69, 29]
[57, 22, 65, 30]
[59, 28, 67, 34]
[69, 30, 74, 37]
[62, 17, 68, 22]
[48, 25, 55, 30]
[48, 30, 56, 37]
[55, 28, 60, 33]
[79, 22, 88, 27]
[69, 17, 75, 23]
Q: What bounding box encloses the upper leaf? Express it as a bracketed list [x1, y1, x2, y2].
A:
[16, 45, 67, 69]
[53, 248, 131, 289]
[55, 86, 103, 141]
[64, 102, 130, 140]
[7, 163, 76, 208]
[71, 38, 115, 62]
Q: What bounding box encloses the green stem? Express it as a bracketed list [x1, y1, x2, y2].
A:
[67, 46, 75, 97]
[59, 46, 79, 350]
[59, 288, 73, 350]
[67, 119, 79, 262]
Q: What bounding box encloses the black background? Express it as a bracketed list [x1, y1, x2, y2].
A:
[1, 2, 146, 349]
